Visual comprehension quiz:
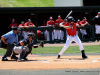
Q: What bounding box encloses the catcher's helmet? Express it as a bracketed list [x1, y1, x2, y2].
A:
[67, 16, 75, 23]
[27, 33, 35, 40]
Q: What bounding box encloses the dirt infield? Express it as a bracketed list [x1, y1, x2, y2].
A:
[0, 55, 100, 69]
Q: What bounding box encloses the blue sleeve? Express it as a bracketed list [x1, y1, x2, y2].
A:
[3, 32, 11, 39]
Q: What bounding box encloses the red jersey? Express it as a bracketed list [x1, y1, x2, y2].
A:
[47, 21, 55, 31]
[60, 22, 67, 31]
[37, 30, 41, 37]
[9, 23, 17, 28]
[80, 20, 88, 30]
[24, 22, 35, 33]
[76, 22, 81, 31]
[64, 22, 76, 36]
[55, 19, 63, 26]
[80, 20, 87, 25]
[18, 24, 24, 27]
[24, 22, 34, 26]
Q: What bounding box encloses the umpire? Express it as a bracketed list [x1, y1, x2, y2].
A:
[1, 27, 18, 61]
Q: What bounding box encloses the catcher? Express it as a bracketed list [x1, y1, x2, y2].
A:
[12, 33, 44, 62]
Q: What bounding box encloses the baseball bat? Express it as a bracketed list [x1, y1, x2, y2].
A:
[65, 10, 73, 19]
[59, 10, 73, 27]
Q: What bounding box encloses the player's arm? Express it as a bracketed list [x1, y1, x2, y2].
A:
[62, 26, 71, 29]
[32, 41, 44, 48]
[29, 23, 35, 27]
[1, 36, 8, 44]
[85, 22, 89, 25]
[59, 22, 71, 29]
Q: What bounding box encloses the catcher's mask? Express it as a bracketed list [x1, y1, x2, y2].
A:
[27, 33, 35, 40]
[67, 16, 75, 23]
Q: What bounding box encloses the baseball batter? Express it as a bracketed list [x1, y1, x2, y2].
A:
[57, 16, 88, 59]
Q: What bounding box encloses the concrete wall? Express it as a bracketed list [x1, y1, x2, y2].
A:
[54, 0, 83, 7]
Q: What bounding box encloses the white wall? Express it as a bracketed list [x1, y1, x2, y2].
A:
[54, 0, 83, 7]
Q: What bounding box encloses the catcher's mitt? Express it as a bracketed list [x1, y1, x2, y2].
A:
[39, 41, 44, 47]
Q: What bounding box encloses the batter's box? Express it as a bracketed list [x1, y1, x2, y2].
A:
[42, 56, 100, 64]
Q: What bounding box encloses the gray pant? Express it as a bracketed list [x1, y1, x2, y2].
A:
[3, 43, 14, 58]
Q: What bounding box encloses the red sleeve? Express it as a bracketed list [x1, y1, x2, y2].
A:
[15, 23, 17, 27]
[24, 22, 28, 26]
[30, 23, 34, 25]
[55, 20, 58, 26]
[47, 21, 49, 25]
[9, 24, 12, 27]
[37, 30, 41, 36]
[18, 24, 22, 27]
[76, 23, 78, 25]
[64, 22, 69, 26]
[61, 19, 63, 22]
[80, 21, 83, 25]
[53, 21, 55, 25]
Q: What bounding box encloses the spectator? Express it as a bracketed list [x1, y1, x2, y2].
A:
[80, 17, 89, 39]
[24, 19, 35, 39]
[54, 15, 63, 40]
[9, 18, 17, 28]
[46, 16, 55, 41]
[92, 12, 100, 42]
[60, 19, 67, 40]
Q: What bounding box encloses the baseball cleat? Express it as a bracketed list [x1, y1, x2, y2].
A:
[82, 56, 88, 59]
[57, 55, 60, 59]
[17, 58, 21, 62]
[11, 55, 18, 60]
[2, 57, 8, 61]
[24, 57, 28, 61]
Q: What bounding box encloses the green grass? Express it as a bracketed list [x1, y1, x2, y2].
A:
[0, 0, 54, 7]
[0, 45, 100, 55]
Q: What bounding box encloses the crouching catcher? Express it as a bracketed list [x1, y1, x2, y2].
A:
[13, 33, 44, 62]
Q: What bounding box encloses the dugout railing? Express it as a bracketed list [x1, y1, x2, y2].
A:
[19, 25, 95, 43]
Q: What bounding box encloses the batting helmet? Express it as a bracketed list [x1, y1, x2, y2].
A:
[67, 16, 75, 23]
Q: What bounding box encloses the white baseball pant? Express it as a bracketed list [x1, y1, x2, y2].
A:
[80, 29, 87, 38]
[54, 30, 60, 40]
[59, 35, 84, 55]
[13, 46, 29, 54]
[60, 30, 64, 40]
[76, 31, 78, 35]
[46, 30, 54, 41]
[95, 25, 100, 34]
[23, 31, 29, 39]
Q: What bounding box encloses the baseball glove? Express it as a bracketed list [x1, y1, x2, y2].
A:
[39, 41, 44, 47]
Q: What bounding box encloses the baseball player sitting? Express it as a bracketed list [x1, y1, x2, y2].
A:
[12, 33, 44, 62]
[57, 16, 88, 59]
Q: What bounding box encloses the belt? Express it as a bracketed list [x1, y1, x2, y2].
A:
[69, 35, 76, 37]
